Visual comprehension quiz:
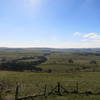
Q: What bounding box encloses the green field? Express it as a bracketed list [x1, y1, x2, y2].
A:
[0, 48, 100, 100]
[1, 71, 100, 100]
[34, 95, 100, 100]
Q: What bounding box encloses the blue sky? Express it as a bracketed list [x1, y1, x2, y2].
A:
[0, 0, 100, 48]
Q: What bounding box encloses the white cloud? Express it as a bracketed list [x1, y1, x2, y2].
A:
[74, 32, 100, 40]
[83, 33, 100, 39]
[0, 32, 100, 48]
[72, 32, 100, 48]
[1, 32, 100, 48]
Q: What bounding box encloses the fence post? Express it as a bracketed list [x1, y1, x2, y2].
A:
[15, 83, 19, 100]
[76, 81, 79, 93]
[44, 84, 47, 98]
[57, 82, 62, 96]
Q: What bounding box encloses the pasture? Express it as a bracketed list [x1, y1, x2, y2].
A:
[0, 48, 100, 100]
[1, 71, 100, 100]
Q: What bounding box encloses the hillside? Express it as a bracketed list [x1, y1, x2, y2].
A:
[0, 48, 100, 72]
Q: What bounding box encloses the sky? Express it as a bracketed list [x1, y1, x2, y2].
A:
[0, 0, 100, 48]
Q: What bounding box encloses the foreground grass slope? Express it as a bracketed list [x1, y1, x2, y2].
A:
[1, 71, 100, 100]
[34, 94, 100, 100]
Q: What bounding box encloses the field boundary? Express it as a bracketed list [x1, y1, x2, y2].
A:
[15, 82, 100, 100]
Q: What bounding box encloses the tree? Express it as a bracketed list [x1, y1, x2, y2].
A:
[47, 69, 52, 73]
[1, 58, 7, 63]
[90, 60, 97, 64]
[68, 59, 74, 63]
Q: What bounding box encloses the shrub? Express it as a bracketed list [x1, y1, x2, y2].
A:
[68, 59, 74, 63]
[90, 60, 97, 64]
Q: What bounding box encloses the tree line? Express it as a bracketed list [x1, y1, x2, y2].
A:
[0, 56, 47, 72]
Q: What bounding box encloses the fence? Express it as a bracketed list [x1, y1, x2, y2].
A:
[14, 81, 100, 100]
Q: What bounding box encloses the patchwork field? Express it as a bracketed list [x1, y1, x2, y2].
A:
[0, 48, 100, 100]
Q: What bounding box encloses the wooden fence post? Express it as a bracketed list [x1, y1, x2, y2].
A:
[15, 83, 19, 100]
[76, 81, 79, 93]
[57, 82, 62, 96]
[44, 84, 47, 98]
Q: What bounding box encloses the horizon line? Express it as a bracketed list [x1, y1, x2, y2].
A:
[0, 46, 100, 49]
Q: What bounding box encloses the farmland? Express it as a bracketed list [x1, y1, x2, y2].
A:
[1, 71, 100, 100]
[0, 48, 100, 100]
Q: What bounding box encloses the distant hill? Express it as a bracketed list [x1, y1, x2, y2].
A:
[0, 47, 100, 52]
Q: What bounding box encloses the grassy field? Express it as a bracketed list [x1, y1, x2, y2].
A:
[0, 48, 100, 100]
[0, 71, 100, 100]
[34, 94, 100, 100]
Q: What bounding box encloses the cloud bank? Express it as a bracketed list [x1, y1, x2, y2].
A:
[74, 32, 100, 41]
[72, 32, 100, 48]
